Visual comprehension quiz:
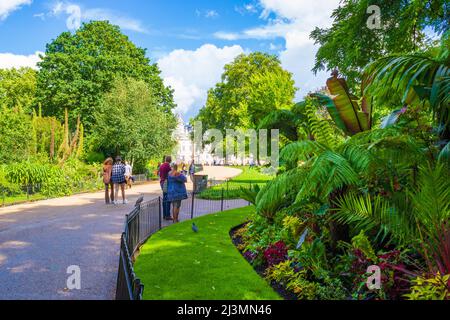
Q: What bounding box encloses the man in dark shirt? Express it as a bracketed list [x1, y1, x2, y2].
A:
[159, 156, 172, 220]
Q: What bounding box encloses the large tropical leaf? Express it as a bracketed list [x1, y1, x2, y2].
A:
[312, 93, 348, 133]
[326, 75, 370, 135]
[280, 140, 327, 168]
[255, 168, 307, 220]
[364, 54, 450, 128]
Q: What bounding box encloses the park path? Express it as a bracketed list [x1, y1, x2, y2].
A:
[0, 166, 241, 300]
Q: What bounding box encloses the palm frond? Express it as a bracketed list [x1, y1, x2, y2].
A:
[238, 184, 260, 205]
[280, 140, 327, 168]
[256, 168, 307, 220]
[297, 150, 361, 202]
[364, 54, 450, 126]
[333, 192, 416, 245]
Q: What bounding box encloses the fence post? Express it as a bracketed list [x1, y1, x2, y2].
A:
[26, 185, 30, 200]
[221, 188, 224, 212]
[158, 197, 162, 230]
[190, 191, 195, 219]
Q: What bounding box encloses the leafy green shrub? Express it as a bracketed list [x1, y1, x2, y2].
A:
[404, 273, 450, 300]
[5, 161, 53, 185]
[85, 151, 105, 164]
[0, 166, 20, 195]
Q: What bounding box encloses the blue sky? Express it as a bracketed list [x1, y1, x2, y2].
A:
[0, 0, 341, 119]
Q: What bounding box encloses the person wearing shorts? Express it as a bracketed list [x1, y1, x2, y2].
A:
[166, 163, 188, 223]
[111, 156, 128, 205]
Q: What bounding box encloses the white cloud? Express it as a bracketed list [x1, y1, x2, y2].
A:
[0, 51, 43, 69]
[0, 0, 32, 20]
[235, 3, 259, 15]
[215, 0, 340, 98]
[157, 44, 244, 115]
[196, 9, 219, 19]
[213, 31, 241, 41]
[51, 2, 147, 33]
[205, 10, 219, 18]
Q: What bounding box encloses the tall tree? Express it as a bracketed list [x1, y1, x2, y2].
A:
[0, 67, 36, 113]
[196, 52, 297, 131]
[93, 77, 176, 169]
[311, 0, 449, 90]
[37, 21, 175, 131]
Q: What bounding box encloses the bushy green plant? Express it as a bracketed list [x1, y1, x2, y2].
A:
[404, 273, 450, 300]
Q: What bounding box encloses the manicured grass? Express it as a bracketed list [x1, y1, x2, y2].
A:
[1, 193, 46, 206]
[199, 166, 273, 200]
[134, 206, 281, 300]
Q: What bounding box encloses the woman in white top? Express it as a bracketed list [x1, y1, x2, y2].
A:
[125, 161, 133, 189]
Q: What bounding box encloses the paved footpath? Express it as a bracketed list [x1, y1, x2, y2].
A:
[0, 166, 241, 300]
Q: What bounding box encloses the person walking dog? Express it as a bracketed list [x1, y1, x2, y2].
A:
[167, 163, 188, 223]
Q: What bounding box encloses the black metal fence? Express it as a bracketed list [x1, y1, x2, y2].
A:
[115, 182, 257, 300]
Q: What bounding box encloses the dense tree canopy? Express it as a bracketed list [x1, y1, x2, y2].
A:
[0, 107, 33, 163]
[196, 52, 297, 131]
[93, 77, 176, 169]
[311, 0, 449, 90]
[37, 21, 175, 131]
[0, 67, 36, 113]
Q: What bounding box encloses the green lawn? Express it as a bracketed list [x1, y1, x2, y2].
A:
[199, 166, 273, 200]
[134, 206, 281, 300]
[1, 193, 47, 206]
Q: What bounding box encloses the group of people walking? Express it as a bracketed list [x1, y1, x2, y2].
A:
[102, 154, 193, 224]
[102, 156, 133, 205]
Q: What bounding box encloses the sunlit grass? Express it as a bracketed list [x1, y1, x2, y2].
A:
[198, 166, 273, 200]
[134, 206, 280, 300]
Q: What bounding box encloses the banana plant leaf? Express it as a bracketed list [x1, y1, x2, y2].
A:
[361, 76, 373, 128]
[312, 93, 348, 134]
[326, 76, 370, 135]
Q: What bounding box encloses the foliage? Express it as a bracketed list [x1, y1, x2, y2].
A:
[37, 21, 175, 131]
[0, 106, 33, 163]
[0, 67, 36, 113]
[195, 52, 296, 131]
[311, 0, 449, 89]
[351, 231, 377, 261]
[364, 35, 450, 139]
[313, 71, 372, 135]
[92, 77, 176, 168]
[404, 273, 450, 300]
[258, 103, 309, 145]
[238, 184, 260, 205]
[334, 163, 450, 275]
[264, 241, 288, 267]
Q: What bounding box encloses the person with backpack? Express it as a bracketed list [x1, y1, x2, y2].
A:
[103, 157, 114, 204]
[112, 156, 128, 205]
